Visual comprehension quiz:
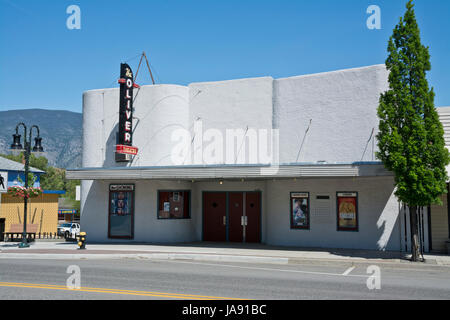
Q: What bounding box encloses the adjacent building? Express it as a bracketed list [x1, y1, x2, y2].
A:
[0, 156, 60, 239]
[431, 107, 450, 253]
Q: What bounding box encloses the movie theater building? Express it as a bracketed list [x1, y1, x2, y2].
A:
[67, 64, 433, 252]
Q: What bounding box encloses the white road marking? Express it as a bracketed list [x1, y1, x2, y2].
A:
[164, 260, 368, 278]
[342, 266, 356, 276]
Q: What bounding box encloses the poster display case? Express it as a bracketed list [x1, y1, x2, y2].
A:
[337, 192, 358, 231]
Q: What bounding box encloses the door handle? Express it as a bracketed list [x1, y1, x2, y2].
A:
[223, 216, 226, 226]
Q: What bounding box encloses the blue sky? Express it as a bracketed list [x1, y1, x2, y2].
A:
[0, 0, 449, 113]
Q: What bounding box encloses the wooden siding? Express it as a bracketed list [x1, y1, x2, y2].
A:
[0, 193, 59, 234]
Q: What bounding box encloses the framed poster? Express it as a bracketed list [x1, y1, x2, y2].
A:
[290, 192, 310, 230]
[108, 184, 135, 239]
[337, 192, 358, 231]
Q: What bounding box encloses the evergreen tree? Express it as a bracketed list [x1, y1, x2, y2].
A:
[377, 0, 450, 261]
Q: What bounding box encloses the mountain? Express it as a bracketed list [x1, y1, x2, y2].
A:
[0, 109, 82, 169]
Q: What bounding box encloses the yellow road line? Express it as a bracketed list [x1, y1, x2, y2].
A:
[0, 282, 245, 300]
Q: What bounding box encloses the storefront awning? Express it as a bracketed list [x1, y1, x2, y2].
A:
[66, 162, 392, 181]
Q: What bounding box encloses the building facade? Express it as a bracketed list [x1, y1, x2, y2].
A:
[67, 64, 439, 252]
[431, 107, 450, 253]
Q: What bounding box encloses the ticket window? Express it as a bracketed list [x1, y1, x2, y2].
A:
[158, 191, 190, 219]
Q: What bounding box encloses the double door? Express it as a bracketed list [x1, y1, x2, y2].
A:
[203, 191, 261, 243]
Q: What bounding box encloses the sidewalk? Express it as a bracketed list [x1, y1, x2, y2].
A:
[1, 241, 449, 267]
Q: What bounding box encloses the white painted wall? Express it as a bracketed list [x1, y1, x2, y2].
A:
[82, 84, 189, 168]
[274, 65, 389, 164]
[265, 176, 401, 250]
[82, 65, 389, 169]
[82, 180, 196, 243]
[80, 176, 401, 251]
[81, 85, 191, 241]
[188, 77, 274, 165]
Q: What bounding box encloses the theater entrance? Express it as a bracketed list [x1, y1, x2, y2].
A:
[203, 191, 261, 243]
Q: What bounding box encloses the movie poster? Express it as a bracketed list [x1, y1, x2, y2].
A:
[337, 192, 358, 231]
[110, 191, 132, 216]
[290, 192, 310, 229]
[109, 184, 134, 238]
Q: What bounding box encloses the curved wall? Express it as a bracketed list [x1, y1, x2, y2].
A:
[82, 84, 189, 168]
[81, 85, 192, 243]
[273, 65, 389, 164]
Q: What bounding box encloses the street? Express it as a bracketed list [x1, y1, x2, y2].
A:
[0, 258, 449, 300]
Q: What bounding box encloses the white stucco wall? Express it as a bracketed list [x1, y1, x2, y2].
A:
[81, 180, 196, 243]
[81, 85, 191, 242]
[188, 77, 274, 165]
[265, 176, 401, 250]
[82, 65, 389, 169]
[81, 176, 400, 250]
[274, 65, 389, 164]
[82, 84, 189, 168]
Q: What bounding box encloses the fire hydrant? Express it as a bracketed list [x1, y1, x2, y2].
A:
[76, 232, 87, 250]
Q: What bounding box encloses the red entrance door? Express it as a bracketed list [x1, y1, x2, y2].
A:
[245, 192, 261, 243]
[228, 192, 244, 242]
[203, 192, 227, 242]
[203, 191, 261, 243]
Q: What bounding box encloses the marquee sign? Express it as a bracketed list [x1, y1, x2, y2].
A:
[116, 63, 140, 162]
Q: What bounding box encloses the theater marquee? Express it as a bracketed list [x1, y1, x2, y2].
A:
[116, 63, 139, 162]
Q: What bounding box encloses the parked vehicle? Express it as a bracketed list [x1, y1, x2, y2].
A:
[57, 223, 80, 240]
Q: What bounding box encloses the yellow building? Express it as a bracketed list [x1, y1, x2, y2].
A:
[0, 155, 63, 240]
[0, 192, 60, 235]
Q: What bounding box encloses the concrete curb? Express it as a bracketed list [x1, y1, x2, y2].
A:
[2, 252, 449, 268]
[0, 253, 289, 265]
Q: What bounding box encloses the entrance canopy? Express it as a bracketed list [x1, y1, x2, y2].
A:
[66, 162, 392, 181]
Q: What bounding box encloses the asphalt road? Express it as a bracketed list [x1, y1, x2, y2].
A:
[0, 258, 449, 300]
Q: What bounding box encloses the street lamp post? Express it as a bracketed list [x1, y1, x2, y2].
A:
[10, 123, 44, 248]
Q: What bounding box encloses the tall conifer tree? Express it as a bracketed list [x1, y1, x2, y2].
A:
[377, 0, 450, 261]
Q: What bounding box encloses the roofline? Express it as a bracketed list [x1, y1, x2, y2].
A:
[276, 64, 386, 82]
[66, 162, 392, 181]
[82, 64, 386, 94]
[0, 156, 45, 174]
[67, 161, 384, 172]
[2, 168, 45, 174]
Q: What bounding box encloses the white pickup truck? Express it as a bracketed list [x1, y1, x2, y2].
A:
[57, 223, 80, 241]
